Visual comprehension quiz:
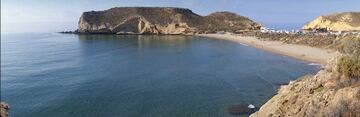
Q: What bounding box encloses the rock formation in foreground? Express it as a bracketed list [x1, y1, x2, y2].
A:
[1, 102, 10, 117]
[76, 7, 261, 34]
[251, 37, 360, 117]
[302, 12, 360, 31]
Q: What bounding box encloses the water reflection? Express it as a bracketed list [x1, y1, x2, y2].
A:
[77, 35, 193, 55]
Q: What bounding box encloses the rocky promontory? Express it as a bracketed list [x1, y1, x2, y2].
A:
[76, 7, 261, 34]
[303, 12, 360, 31]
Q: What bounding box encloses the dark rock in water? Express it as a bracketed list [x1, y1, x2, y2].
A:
[59, 30, 114, 34]
[274, 82, 289, 86]
[1, 102, 10, 117]
[228, 104, 257, 115]
[59, 31, 77, 34]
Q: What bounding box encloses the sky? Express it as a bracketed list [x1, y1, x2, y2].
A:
[1, 0, 360, 32]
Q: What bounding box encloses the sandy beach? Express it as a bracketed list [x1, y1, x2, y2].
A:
[197, 34, 337, 65]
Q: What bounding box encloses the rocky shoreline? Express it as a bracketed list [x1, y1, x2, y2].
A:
[250, 54, 360, 116]
[199, 32, 359, 116]
[249, 35, 360, 116]
[1, 102, 10, 117]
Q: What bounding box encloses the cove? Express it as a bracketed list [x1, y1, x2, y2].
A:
[1, 34, 319, 117]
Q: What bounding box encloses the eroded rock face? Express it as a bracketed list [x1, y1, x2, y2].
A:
[1, 102, 10, 117]
[250, 54, 360, 117]
[76, 7, 261, 34]
[302, 12, 360, 31]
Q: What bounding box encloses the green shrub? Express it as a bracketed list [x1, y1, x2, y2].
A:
[338, 35, 360, 58]
[337, 37, 360, 79]
[338, 56, 360, 78]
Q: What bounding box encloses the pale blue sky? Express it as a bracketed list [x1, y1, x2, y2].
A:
[1, 0, 360, 32]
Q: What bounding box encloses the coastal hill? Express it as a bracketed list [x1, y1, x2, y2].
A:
[302, 12, 360, 31]
[76, 7, 261, 34]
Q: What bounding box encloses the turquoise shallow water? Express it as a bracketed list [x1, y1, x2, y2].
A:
[1, 33, 319, 117]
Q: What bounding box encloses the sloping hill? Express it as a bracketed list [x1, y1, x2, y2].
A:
[76, 7, 261, 34]
[302, 12, 360, 31]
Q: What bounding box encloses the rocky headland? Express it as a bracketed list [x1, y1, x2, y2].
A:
[303, 12, 360, 31]
[75, 7, 261, 34]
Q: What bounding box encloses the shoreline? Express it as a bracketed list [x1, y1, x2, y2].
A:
[197, 34, 337, 65]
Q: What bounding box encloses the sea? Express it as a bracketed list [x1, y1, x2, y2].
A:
[1, 22, 319, 117]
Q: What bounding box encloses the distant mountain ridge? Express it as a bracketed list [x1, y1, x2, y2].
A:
[302, 12, 360, 31]
[76, 7, 261, 34]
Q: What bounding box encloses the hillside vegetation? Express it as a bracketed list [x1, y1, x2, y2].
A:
[338, 37, 360, 78]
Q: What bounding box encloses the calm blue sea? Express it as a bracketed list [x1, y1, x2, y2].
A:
[1, 33, 319, 117]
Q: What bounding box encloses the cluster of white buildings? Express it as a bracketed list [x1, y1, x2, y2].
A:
[260, 27, 360, 35]
[260, 27, 301, 34]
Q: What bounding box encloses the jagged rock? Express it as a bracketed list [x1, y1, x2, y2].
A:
[1, 102, 10, 117]
[303, 12, 360, 31]
[228, 104, 256, 115]
[250, 54, 360, 117]
[76, 7, 261, 34]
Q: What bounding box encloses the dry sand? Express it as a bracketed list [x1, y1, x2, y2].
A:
[197, 34, 337, 65]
